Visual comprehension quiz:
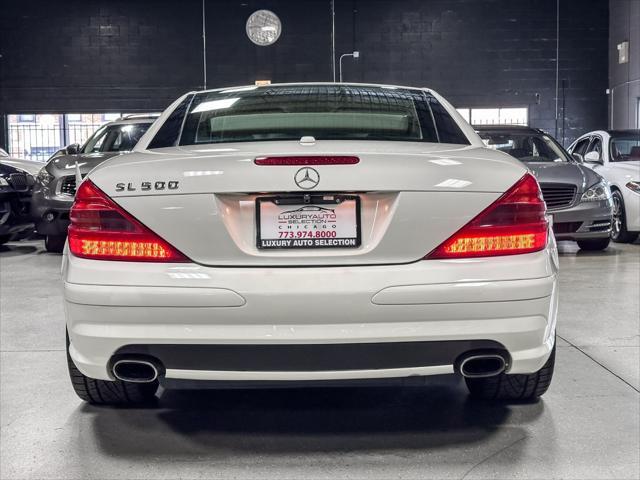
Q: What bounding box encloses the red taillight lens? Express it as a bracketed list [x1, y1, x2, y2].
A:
[68, 180, 189, 262]
[426, 173, 548, 259]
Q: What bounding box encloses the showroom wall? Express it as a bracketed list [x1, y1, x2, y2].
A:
[609, 0, 640, 130]
[0, 0, 609, 148]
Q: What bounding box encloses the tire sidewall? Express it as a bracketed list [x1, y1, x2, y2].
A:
[611, 190, 626, 242]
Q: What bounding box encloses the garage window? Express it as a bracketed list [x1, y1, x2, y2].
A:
[457, 107, 528, 126]
[6, 112, 155, 161]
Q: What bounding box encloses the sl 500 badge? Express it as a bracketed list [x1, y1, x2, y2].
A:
[115, 181, 179, 192]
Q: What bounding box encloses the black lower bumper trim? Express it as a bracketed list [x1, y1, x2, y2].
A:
[114, 340, 508, 372]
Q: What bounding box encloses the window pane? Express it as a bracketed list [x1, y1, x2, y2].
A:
[67, 114, 121, 148]
[498, 108, 528, 125]
[7, 114, 64, 161]
[467, 107, 528, 126]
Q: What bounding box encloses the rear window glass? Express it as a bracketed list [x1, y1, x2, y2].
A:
[177, 85, 469, 146]
[478, 131, 571, 163]
[82, 123, 151, 153]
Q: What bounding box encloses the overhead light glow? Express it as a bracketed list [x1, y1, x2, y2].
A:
[434, 178, 472, 188]
[183, 170, 224, 177]
[192, 98, 240, 113]
[219, 86, 258, 94]
[429, 159, 462, 166]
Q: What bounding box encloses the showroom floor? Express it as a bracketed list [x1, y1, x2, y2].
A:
[1, 240, 638, 479]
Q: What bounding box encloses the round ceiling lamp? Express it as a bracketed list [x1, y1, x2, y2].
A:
[246, 10, 282, 46]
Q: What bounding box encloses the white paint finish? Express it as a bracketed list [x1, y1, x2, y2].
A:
[114, 190, 500, 266]
[63, 247, 557, 287]
[64, 283, 246, 307]
[372, 276, 555, 305]
[95, 141, 525, 196]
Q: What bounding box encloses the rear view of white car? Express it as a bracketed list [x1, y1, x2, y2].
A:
[568, 130, 640, 243]
[63, 83, 558, 405]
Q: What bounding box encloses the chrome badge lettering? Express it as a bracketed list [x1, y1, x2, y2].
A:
[115, 181, 180, 192]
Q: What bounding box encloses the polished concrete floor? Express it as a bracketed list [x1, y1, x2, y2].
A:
[1, 239, 638, 479]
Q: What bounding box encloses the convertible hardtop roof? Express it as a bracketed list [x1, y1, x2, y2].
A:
[191, 82, 433, 96]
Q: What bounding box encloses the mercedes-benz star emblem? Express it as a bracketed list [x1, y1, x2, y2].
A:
[294, 167, 320, 190]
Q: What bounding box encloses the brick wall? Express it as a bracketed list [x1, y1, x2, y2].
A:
[609, 0, 640, 130]
[0, 0, 609, 147]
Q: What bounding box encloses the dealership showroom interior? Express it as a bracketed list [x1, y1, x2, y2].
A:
[1, 0, 640, 479]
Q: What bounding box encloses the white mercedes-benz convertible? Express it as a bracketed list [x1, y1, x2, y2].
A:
[63, 83, 558, 405]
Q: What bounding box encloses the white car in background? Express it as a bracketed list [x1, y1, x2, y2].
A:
[63, 83, 558, 406]
[568, 130, 640, 243]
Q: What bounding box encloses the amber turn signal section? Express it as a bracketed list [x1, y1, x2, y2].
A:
[68, 180, 188, 262]
[427, 173, 548, 259]
[443, 233, 545, 255]
[73, 239, 173, 259]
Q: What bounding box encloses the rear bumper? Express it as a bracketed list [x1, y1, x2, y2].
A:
[550, 198, 613, 240]
[64, 246, 559, 382]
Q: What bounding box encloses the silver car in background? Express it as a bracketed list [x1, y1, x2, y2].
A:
[31, 115, 157, 252]
[476, 125, 613, 251]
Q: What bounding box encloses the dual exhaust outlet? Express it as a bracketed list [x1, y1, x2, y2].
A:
[112, 358, 161, 383]
[110, 351, 509, 383]
[457, 352, 508, 378]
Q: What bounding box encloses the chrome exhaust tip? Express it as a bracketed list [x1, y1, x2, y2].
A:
[112, 359, 159, 383]
[459, 354, 506, 378]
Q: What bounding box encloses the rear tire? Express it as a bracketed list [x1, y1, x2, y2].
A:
[465, 344, 555, 401]
[45, 234, 66, 253]
[611, 190, 639, 243]
[66, 332, 158, 405]
[577, 238, 610, 251]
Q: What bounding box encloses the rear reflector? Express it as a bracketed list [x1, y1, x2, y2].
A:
[426, 173, 548, 259]
[68, 180, 189, 262]
[254, 156, 360, 166]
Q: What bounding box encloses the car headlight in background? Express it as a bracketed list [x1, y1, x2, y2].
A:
[625, 181, 640, 194]
[581, 181, 611, 202]
[36, 167, 54, 186]
[0, 177, 9, 187]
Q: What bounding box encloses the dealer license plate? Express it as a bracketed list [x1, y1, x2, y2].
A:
[256, 195, 361, 249]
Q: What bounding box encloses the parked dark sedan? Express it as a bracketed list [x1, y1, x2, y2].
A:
[0, 162, 35, 245]
[31, 115, 156, 252]
[476, 125, 614, 250]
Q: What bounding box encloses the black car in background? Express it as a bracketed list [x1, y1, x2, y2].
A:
[475, 125, 614, 250]
[0, 163, 35, 245]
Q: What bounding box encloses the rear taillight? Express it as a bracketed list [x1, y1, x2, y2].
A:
[68, 180, 188, 262]
[426, 173, 548, 259]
